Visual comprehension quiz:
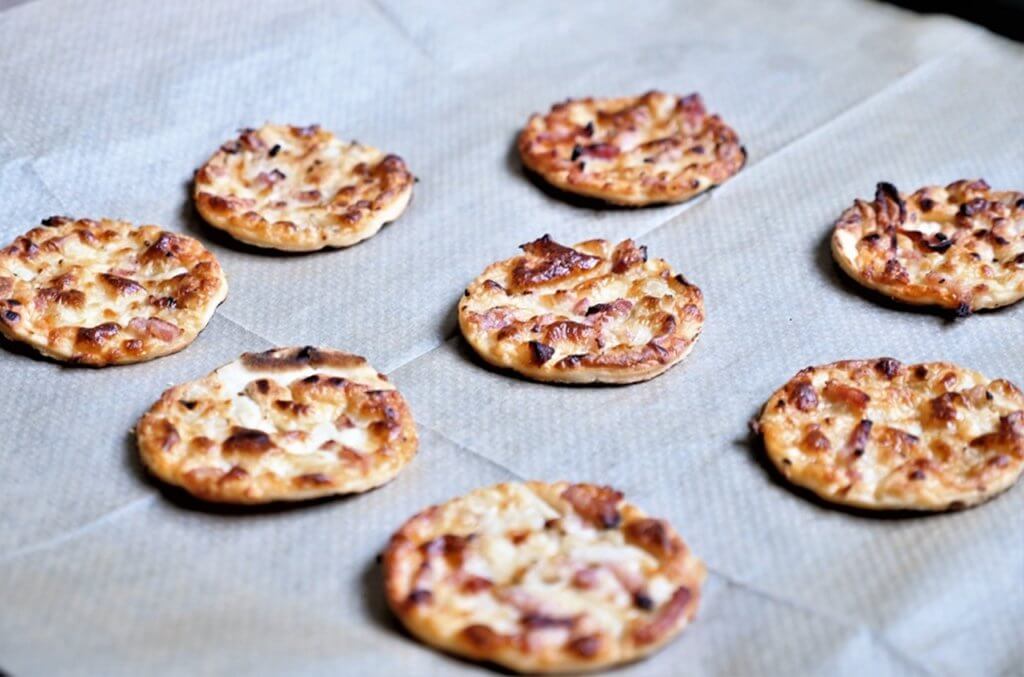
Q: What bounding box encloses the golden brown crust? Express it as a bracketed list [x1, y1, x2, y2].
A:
[458, 236, 704, 384]
[194, 124, 414, 252]
[757, 358, 1024, 511]
[831, 180, 1024, 313]
[137, 346, 418, 503]
[0, 217, 227, 365]
[518, 91, 745, 206]
[383, 481, 705, 673]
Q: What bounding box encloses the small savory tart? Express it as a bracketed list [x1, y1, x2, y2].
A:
[756, 358, 1024, 511]
[0, 217, 226, 365]
[194, 124, 414, 252]
[137, 346, 417, 503]
[458, 235, 704, 384]
[831, 180, 1024, 314]
[518, 91, 745, 206]
[384, 481, 705, 673]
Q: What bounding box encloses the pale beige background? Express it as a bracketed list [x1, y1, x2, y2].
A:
[0, 1, 1021, 675]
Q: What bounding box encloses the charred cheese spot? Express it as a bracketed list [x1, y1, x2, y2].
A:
[221, 465, 248, 482]
[623, 519, 681, 560]
[154, 420, 180, 452]
[631, 586, 693, 645]
[223, 427, 275, 455]
[568, 634, 603, 658]
[800, 425, 831, 453]
[561, 484, 622, 529]
[785, 378, 818, 411]
[512, 235, 601, 290]
[461, 624, 508, 650]
[99, 273, 144, 296]
[529, 340, 554, 365]
[822, 380, 870, 410]
[76, 323, 120, 347]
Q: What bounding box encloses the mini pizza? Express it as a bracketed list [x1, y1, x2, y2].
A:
[831, 179, 1024, 314]
[0, 217, 226, 366]
[518, 91, 745, 206]
[137, 346, 417, 503]
[756, 358, 1024, 511]
[458, 235, 704, 384]
[194, 124, 414, 252]
[384, 481, 705, 673]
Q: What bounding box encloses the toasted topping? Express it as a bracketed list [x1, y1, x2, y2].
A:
[459, 237, 704, 384]
[822, 381, 870, 410]
[383, 482, 705, 673]
[136, 347, 417, 504]
[512, 235, 602, 290]
[194, 124, 414, 252]
[785, 378, 819, 411]
[240, 345, 366, 372]
[223, 427, 274, 455]
[631, 587, 692, 646]
[518, 91, 744, 205]
[561, 484, 623, 528]
[623, 519, 683, 560]
[832, 180, 1024, 312]
[529, 340, 555, 365]
[758, 359, 1024, 510]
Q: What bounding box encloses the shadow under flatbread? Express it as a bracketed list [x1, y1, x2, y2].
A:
[179, 180, 307, 258]
[813, 225, 982, 324]
[506, 130, 748, 213]
[180, 178, 408, 259]
[0, 330, 186, 369]
[360, 556, 535, 676]
[361, 556, 400, 633]
[452, 321, 645, 390]
[364, 548, 674, 675]
[125, 428, 365, 517]
[737, 407, 975, 521]
[0, 331, 62, 366]
[504, 131, 668, 212]
[123, 428, 155, 487]
[150, 477, 357, 517]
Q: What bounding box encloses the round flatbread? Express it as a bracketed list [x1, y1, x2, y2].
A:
[194, 124, 414, 252]
[831, 179, 1024, 314]
[0, 217, 226, 366]
[518, 91, 745, 206]
[756, 358, 1024, 511]
[458, 235, 704, 384]
[384, 481, 705, 673]
[137, 346, 417, 503]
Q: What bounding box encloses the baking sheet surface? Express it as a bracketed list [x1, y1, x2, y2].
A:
[0, 1, 1021, 675]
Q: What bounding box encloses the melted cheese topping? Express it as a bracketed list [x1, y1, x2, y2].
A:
[832, 180, 1024, 312]
[385, 482, 705, 672]
[0, 218, 227, 365]
[137, 347, 417, 503]
[458, 236, 704, 384]
[758, 358, 1024, 510]
[194, 124, 414, 251]
[518, 91, 745, 206]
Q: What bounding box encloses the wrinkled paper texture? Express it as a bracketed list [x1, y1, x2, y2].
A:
[0, 0, 1021, 675]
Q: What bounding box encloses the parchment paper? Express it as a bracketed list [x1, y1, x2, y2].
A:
[0, 1, 1021, 675]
